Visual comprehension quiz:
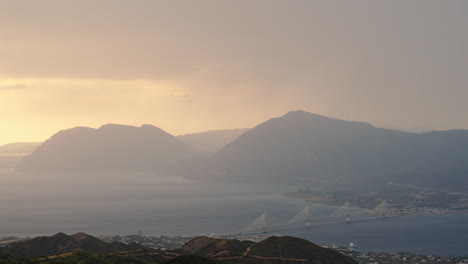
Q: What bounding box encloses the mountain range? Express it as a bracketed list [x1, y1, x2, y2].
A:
[199, 111, 468, 190]
[13, 110, 468, 191]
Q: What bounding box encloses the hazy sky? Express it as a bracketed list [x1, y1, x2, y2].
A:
[1, 0, 468, 145]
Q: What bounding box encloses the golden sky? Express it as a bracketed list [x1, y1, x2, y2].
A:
[1, 0, 468, 145]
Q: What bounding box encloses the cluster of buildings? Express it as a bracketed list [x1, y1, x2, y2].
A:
[98, 234, 192, 251]
[337, 248, 468, 264]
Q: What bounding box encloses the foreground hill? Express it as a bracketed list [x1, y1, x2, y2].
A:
[18, 124, 198, 172]
[180, 236, 357, 264]
[179, 236, 254, 257]
[0, 234, 356, 264]
[248, 236, 356, 264]
[0, 232, 146, 258]
[207, 111, 468, 190]
[177, 129, 249, 154]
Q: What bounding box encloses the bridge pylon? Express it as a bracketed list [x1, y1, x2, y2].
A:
[373, 200, 390, 217]
[305, 205, 312, 228]
[345, 201, 351, 223]
[260, 211, 268, 233]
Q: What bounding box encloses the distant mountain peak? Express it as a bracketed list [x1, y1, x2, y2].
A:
[140, 124, 158, 129]
[282, 110, 364, 124]
[18, 123, 199, 172]
[284, 110, 331, 117]
[70, 232, 94, 242]
[98, 123, 140, 130]
[51, 232, 68, 238]
[284, 110, 318, 116]
[207, 110, 421, 184]
[177, 128, 250, 153]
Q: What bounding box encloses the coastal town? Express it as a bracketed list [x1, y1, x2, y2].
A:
[337, 247, 468, 264]
[97, 234, 193, 251]
[286, 182, 468, 215]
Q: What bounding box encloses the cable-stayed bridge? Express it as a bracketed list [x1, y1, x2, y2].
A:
[219, 200, 393, 239]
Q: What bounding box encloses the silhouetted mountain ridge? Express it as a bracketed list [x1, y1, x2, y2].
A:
[206, 111, 468, 190]
[177, 128, 249, 154]
[14, 111, 468, 191]
[18, 124, 199, 172]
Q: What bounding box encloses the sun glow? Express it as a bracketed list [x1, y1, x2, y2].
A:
[0, 77, 193, 145]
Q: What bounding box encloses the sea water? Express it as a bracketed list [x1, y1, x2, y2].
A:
[1, 172, 467, 256]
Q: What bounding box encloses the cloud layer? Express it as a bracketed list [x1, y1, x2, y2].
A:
[1, 0, 468, 144]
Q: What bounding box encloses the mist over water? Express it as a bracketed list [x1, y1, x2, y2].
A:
[2, 171, 468, 256]
[0, 171, 301, 236]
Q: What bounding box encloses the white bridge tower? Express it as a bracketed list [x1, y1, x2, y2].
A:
[345, 201, 351, 223]
[305, 205, 312, 228]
